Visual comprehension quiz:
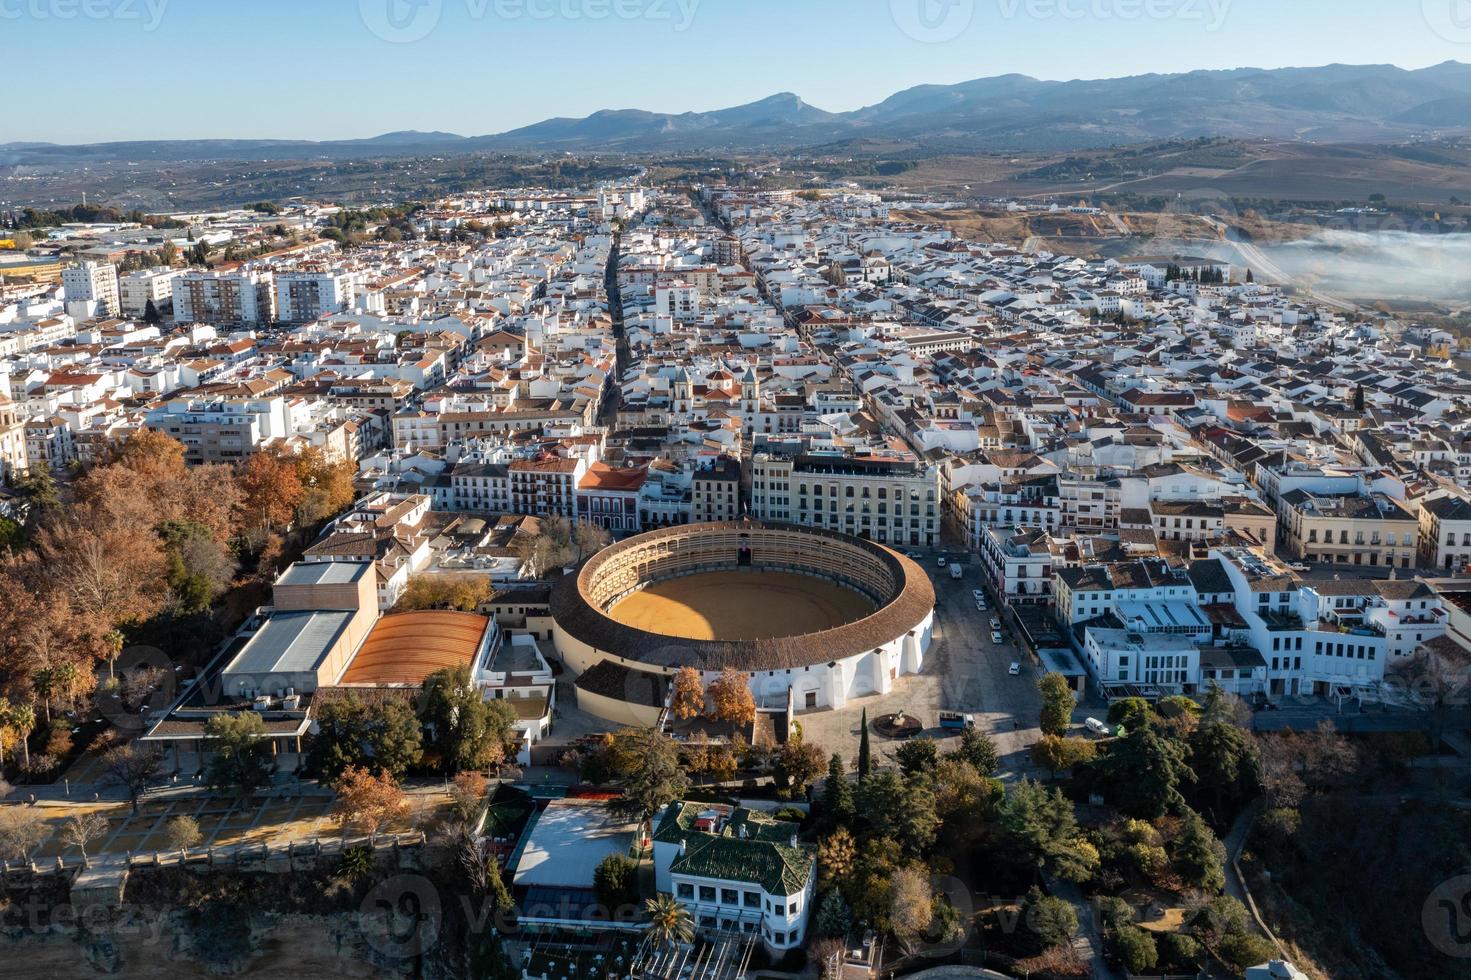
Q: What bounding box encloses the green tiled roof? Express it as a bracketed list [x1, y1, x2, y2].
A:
[654, 802, 815, 896]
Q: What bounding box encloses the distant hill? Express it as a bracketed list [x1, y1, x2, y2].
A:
[7, 62, 1471, 165]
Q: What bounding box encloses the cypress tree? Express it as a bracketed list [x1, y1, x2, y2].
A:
[857, 708, 871, 780]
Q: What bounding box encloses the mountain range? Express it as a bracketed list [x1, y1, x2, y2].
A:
[8, 61, 1471, 165]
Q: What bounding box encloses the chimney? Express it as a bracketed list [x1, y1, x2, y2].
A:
[679, 837, 687, 856]
[790, 833, 798, 848]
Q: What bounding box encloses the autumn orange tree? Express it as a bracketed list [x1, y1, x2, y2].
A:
[294, 446, 357, 525]
[238, 446, 304, 544]
[707, 668, 756, 727]
[670, 667, 704, 720]
[333, 766, 410, 844]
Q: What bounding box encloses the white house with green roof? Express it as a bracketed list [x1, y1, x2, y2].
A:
[652, 801, 816, 954]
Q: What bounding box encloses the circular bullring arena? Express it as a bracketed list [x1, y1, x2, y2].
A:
[551, 521, 937, 726]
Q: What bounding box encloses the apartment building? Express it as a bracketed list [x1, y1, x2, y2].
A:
[1419, 494, 1471, 574]
[1280, 489, 1419, 569]
[692, 455, 742, 524]
[509, 456, 586, 518]
[576, 462, 646, 534]
[978, 525, 1058, 607]
[145, 396, 289, 464]
[275, 270, 357, 323]
[173, 269, 276, 324]
[62, 260, 120, 317]
[0, 396, 27, 481]
[118, 268, 181, 318]
[750, 451, 940, 548]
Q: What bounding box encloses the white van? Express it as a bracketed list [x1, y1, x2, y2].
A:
[1085, 717, 1112, 737]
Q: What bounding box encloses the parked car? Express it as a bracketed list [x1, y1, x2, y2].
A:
[949, 563, 964, 580]
[1085, 717, 1112, 736]
[990, 617, 1002, 629]
[972, 590, 985, 602]
[1008, 661, 1022, 676]
[1288, 561, 1310, 572]
[991, 630, 1004, 644]
[937, 556, 948, 567]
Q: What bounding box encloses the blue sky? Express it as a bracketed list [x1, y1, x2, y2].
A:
[8, 0, 1471, 142]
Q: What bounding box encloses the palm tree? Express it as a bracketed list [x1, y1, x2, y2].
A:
[31, 668, 53, 724]
[643, 895, 694, 949]
[10, 703, 34, 768]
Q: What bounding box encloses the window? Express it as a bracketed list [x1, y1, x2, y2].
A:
[743, 892, 761, 908]
[721, 888, 739, 905]
[699, 886, 716, 902]
[678, 884, 694, 899]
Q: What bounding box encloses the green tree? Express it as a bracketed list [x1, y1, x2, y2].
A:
[1113, 925, 1159, 974]
[142, 298, 162, 325]
[1171, 807, 1226, 893]
[593, 852, 640, 916]
[814, 889, 852, 938]
[1107, 696, 1153, 732]
[895, 737, 937, 776]
[418, 665, 515, 774]
[1095, 725, 1196, 820]
[819, 752, 855, 831]
[999, 778, 1097, 882]
[1019, 886, 1077, 954]
[611, 727, 690, 826]
[1217, 933, 1279, 974]
[949, 726, 999, 776]
[1189, 716, 1261, 812]
[1037, 673, 1074, 736]
[308, 693, 423, 780]
[857, 707, 871, 779]
[204, 712, 277, 798]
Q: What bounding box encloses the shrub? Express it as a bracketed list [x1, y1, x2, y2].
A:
[771, 806, 807, 824]
[20, 754, 59, 783]
[1157, 932, 1203, 970]
[44, 726, 73, 757]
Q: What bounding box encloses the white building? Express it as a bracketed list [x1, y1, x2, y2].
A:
[275, 270, 357, 323]
[652, 802, 816, 954]
[173, 269, 275, 324]
[62, 260, 119, 318]
[118, 268, 181, 318]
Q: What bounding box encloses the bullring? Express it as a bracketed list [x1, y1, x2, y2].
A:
[550, 521, 936, 725]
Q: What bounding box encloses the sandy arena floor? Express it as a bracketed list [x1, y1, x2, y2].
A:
[608, 571, 875, 641]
